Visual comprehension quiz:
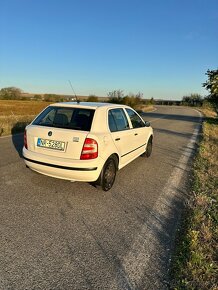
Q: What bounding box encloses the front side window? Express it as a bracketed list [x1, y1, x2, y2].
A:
[108, 108, 130, 132]
[32, 106, 95, 131]
[126, 108, 145, 128]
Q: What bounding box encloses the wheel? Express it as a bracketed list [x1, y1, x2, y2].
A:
[144, 137, 153, 158]
[141, 137, 152, 158]
[95, 156, 117, 191]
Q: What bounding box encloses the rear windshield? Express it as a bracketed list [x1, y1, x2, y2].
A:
[32, 106, 95, 131]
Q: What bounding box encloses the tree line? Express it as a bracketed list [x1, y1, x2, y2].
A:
[0, 68, 217, 110]
[0, 87, 68, 102]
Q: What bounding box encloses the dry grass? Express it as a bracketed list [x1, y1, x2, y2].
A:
[0, 100, 50, 136]
[135, 104, 154, 112]
[0, 100, 154, 136]
[0, 100, 50, 116]
[200, 107, 218, 118]
[170, 108, 218, 290]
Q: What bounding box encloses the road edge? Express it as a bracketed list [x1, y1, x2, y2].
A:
[116, 109, 203, 289]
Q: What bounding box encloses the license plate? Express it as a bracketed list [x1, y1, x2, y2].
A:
[37, 138, 65, 151]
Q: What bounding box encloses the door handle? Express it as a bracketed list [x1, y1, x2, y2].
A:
[115, 138, 120, 141]
[134, 133, 138, 136]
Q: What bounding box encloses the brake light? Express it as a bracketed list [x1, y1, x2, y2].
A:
[80, 138, 98, 160]
[24, 129, 28, 149]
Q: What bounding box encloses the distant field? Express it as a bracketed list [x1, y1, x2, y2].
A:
[0, 100, 50, 116]
[0, 100, 50, 136]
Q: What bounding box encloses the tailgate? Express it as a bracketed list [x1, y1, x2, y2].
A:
[26, 125, 88, 160]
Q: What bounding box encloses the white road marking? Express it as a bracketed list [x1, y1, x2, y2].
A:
[114, 110, 202, 289]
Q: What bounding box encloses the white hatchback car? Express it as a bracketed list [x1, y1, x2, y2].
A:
[23, 102, 153, 191]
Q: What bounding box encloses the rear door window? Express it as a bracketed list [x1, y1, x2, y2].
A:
[108, 108, 130, 132]
[33, 106, 95, 131]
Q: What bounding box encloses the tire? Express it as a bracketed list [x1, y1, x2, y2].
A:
[95, 156, 117, 191]
[144, 137, 153, 158]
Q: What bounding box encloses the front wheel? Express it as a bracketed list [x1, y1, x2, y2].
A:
[145, 137, 152, 157]
[95, 156, 117, 191]
[141, 137, 153, 158]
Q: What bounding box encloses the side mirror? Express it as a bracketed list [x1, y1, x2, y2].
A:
[144, 121, 151, 127]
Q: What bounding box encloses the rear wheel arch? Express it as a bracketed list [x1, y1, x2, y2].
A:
[149, 134, 153, 142]
[110, 153, 119, 170]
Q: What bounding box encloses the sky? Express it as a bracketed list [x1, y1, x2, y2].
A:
[0, 0, 218, 100]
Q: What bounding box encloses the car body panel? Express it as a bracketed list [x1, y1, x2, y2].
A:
[26, 125, 89, 160]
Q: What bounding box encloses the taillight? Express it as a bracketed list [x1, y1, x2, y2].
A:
[80, 138, 98, 160]
[24, 129, 28, 149]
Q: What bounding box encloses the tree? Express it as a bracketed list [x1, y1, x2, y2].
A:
[203, 69, 218, 109]
[135, 91, 143, 104]
[87, 95, 98, 102]
[33, 94, 42, 100]
[122, 93, 142, 108]
[0, 87, 22, 100]
[149, 97, 154, 105]
[44, 94, 61, 102]
[182, 94, 202, 106]
[107, 90, 144, 108]
[107, 90, 124, 104]
[203, 69, 218, 95]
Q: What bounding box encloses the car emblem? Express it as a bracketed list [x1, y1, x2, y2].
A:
[48, 131, 52, 136]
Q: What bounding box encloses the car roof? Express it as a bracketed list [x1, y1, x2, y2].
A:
[51, 102, 129, 109]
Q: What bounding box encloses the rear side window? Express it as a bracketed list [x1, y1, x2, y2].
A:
[32, 106, 95, 131]
[108, 108, 130, 132]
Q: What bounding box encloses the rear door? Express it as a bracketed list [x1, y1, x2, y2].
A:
[108, 108, 135, 167]
[27, 106, 95, 160]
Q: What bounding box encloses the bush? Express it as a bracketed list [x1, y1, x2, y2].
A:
[87, 95, 98, 102]
[44, 94, 63, 102]
[182, 94, 203, 107]
[107, 90, 143, 109]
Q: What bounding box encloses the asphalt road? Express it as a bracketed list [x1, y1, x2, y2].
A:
[0, 106, 202, 290]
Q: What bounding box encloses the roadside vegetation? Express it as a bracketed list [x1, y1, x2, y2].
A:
[107, 89, 154, 111]
[170, 68, 218, 290]
[170, 106, 218, 289]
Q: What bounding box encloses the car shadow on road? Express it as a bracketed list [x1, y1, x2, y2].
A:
[141, 112, 201, 123]
[154, 128, 193, 139]
[11, 122, 26, 158]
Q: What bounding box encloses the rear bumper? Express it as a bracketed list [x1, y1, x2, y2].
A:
[23, 147, 104, 182]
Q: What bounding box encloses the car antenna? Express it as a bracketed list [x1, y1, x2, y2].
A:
[68, 80, 80, 104]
